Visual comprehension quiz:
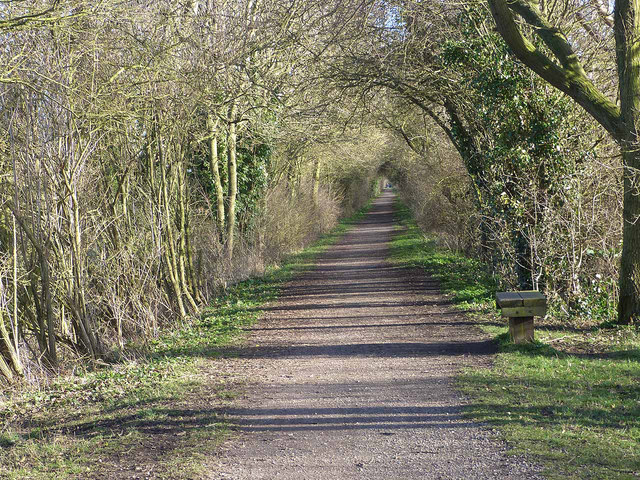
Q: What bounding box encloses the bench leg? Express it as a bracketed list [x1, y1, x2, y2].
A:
[509, 316, 534, 343]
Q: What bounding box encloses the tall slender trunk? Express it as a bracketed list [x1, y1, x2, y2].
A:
[63, 163, 99, 358]
[288, 156, 301, 199]
[312, 159, 321, 205]
[40, 246, 56, 367]
[11, 214, 20, 356]
[207, 113, 225, 238]
[15, 206, 57, 367]
[226, 103, 238, 264]
[185, 215, 204, 304]
[10, 135, 21, 363]
[155, 130, 187, 319]
[34, 154, 57, 367]
[28, 273, 47, 355]
[176, 152, 199, 313]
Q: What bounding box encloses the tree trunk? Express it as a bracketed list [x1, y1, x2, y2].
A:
[176, 151, 199, 313]
[226, 103, 238, 264]
[63, 163, 99, 358]
[41, 246, 57, 367]
[157, 133, 188, 319]
[618, 146, 640, 323]
[312, 159, 321, 205]
[12, 214, 19, 355]
[11, 204, 57, 367]
[615, 0, 640, 324]
[207, 113, 225, 239]
[287, 160, 297, 199]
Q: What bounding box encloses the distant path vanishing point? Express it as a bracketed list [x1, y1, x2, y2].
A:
[211, 191, 543, 480]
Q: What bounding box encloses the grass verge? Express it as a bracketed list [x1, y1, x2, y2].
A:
[390, 199, 640, 480]
[0, 206, 369, 480]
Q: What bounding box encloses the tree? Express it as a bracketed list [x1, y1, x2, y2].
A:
[487, 0, 640, 323]
[0, 0, 393, 382]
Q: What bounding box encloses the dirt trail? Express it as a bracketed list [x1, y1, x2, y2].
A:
[210, 191, 542, 479]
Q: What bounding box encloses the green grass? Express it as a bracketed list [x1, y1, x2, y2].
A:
[390, 199, 640, 480]
[0, 206, 370, 480]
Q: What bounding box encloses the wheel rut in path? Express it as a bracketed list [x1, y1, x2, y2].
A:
[211, 191, 542, 480]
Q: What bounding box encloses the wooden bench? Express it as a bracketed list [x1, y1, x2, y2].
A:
[495, 291, 547, 344]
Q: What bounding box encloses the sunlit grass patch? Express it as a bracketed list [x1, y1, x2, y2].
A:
[460, 341, 640, 479]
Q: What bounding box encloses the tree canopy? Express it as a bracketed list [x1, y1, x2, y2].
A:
[0, 0, 636, 383]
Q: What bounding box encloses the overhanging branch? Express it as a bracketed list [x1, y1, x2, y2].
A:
[487, 0, 623, 139]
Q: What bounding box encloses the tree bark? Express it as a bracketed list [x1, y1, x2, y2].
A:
[226, 103, 238, 264]
[63, 161, 99, 358]
[287, 157, 299, 199]
[618, 146, 640, 323]
[487, 0, 622, 138]
[614, 0, 640, 323]
[156, 131, 188, 319]
[312, 158, 321, 205]
[176, 151, 199, 313]
[12, 214, 19, 355]
[207, 112, 225, 239]
[9, 203, 57, 366]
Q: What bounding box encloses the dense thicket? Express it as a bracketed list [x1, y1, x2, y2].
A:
[1, 0, 637, 385]
[0, 0, 385, 383]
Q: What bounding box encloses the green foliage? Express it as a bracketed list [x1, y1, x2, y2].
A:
[236, 143, 271, 227]
[188, 131, 272, 230]
[442, 9, 580, 184]
[441, 8, 595, 293]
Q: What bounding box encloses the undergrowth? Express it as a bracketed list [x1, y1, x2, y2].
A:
[0, 204, 370, 480]
[390, 198, 640, 480]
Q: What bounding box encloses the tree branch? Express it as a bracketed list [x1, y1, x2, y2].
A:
[487, 0, 623, 139]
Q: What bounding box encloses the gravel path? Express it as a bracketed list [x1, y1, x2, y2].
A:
[210, 191, 542, 479]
